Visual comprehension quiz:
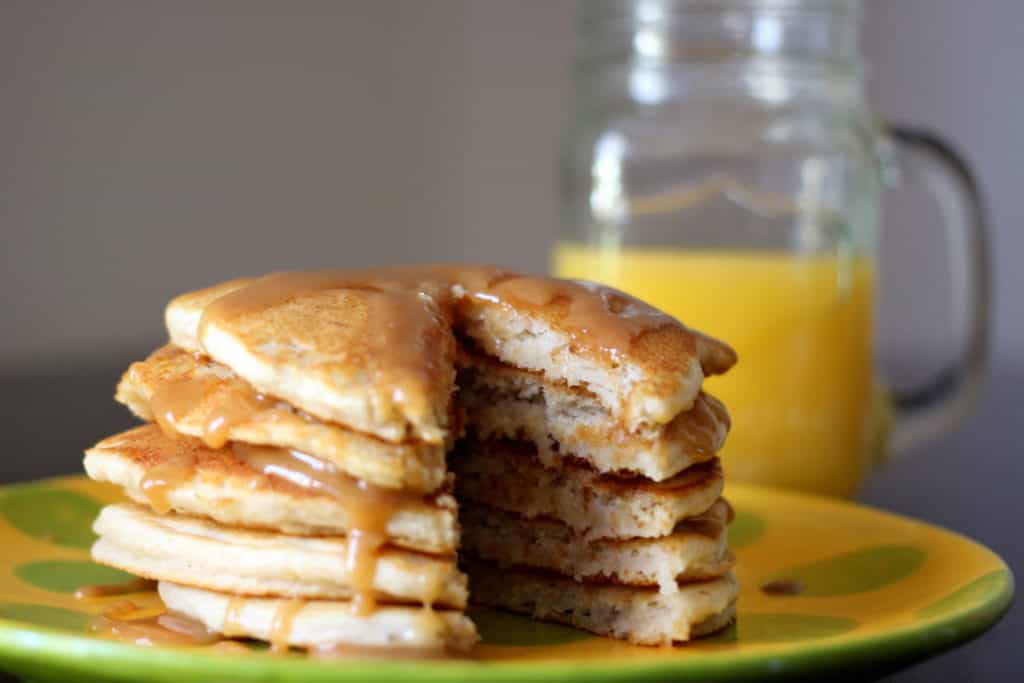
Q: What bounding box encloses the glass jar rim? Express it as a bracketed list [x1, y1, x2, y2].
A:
[577, 0, 863, 73]
[580, 0, 861, 20]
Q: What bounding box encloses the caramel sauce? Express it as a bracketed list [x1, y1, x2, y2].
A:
[363, 289, 443, 421]
[195, 270, 448, 425]
[203, 390, 271, 449]
[198, 271, 370, 334]
[81, 573, 221, 648]
[195, 266, 675, 387]
[139, 456, 196, 514]
[234, 443, 414, 616]
[431, 264, 674, 361]
[101, 600, 141, 619]
[480, 276, 672, 361]
[148, 366, 272, 449]
[222, 596, 246, 637]
[346, 530, 386, 616]
[150, 376, 212, 440]
[74, 578, 155, 600]
[269, 600, 306, 653]
[91, 612, 221, 647]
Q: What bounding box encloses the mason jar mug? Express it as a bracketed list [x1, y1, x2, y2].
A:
[554, 0, 989, 497]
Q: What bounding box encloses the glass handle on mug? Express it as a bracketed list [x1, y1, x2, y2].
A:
[882, 124, 991, 455]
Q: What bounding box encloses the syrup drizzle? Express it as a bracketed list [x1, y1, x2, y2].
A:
[74, 578, 156, 600]
[195, 270, 448, 429]
[139, 456, 196, 514]
[91, 612, 221, 647]
[346, 530, 386, 616]
[482, 276, 672, 359]
[233, 444, 413, 615]
[269, 600, 306, 652]
[101, 600, 140, 619]
[148, 364, 272, 450]
[150, 376, 211, 440]
[222, 595, 246, 637]
[195, 266, 675, 381]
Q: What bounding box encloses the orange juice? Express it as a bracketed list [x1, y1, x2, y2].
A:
[554, 244, 876, 497]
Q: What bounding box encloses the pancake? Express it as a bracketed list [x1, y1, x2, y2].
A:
[448, 272, 736, 431]
[166, 267, 736, 439]
[457, 351, 729, 481]
[116, 345, 447, 493]
[158, 582, 479, 652]
[93, 504, 466, 607]
[165, 277, 253, 353]
[450, 440, 724, 540]
[460, 499, 733, 592]
[84, 426, 458, 553]
[166, 274, 457, 444]
[466, 560, 737, 645]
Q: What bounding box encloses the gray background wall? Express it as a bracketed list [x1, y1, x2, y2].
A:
[1, 0, 1020, 372]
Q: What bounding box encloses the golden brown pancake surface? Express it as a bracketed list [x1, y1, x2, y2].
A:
[84, 425, 459, 553]
[116, 345, 447, 493]
[165, 266, 735, 438]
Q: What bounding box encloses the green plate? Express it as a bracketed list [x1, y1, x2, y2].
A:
[0, 476, 1012, 682]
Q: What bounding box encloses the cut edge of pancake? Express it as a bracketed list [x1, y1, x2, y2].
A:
[454, 297, 705, 430]
[466, 560, 738, 645]
[451, 441, 724, 540]
[460, 499, 733, 592]
[458, 351, 728, 481]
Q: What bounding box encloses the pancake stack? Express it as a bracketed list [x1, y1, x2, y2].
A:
[84, 275, 478, 654]
[449, 287, 739, 645]
[84, 266, 738, 650]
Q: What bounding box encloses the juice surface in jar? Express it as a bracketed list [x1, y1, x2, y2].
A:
[554, 243, 876, 497]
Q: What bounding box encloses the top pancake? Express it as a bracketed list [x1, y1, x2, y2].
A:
[167, 274, 457, 445]
[165, 267, 736, 440]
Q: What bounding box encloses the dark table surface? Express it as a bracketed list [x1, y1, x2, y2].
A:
[0, 357, 1019, 681]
